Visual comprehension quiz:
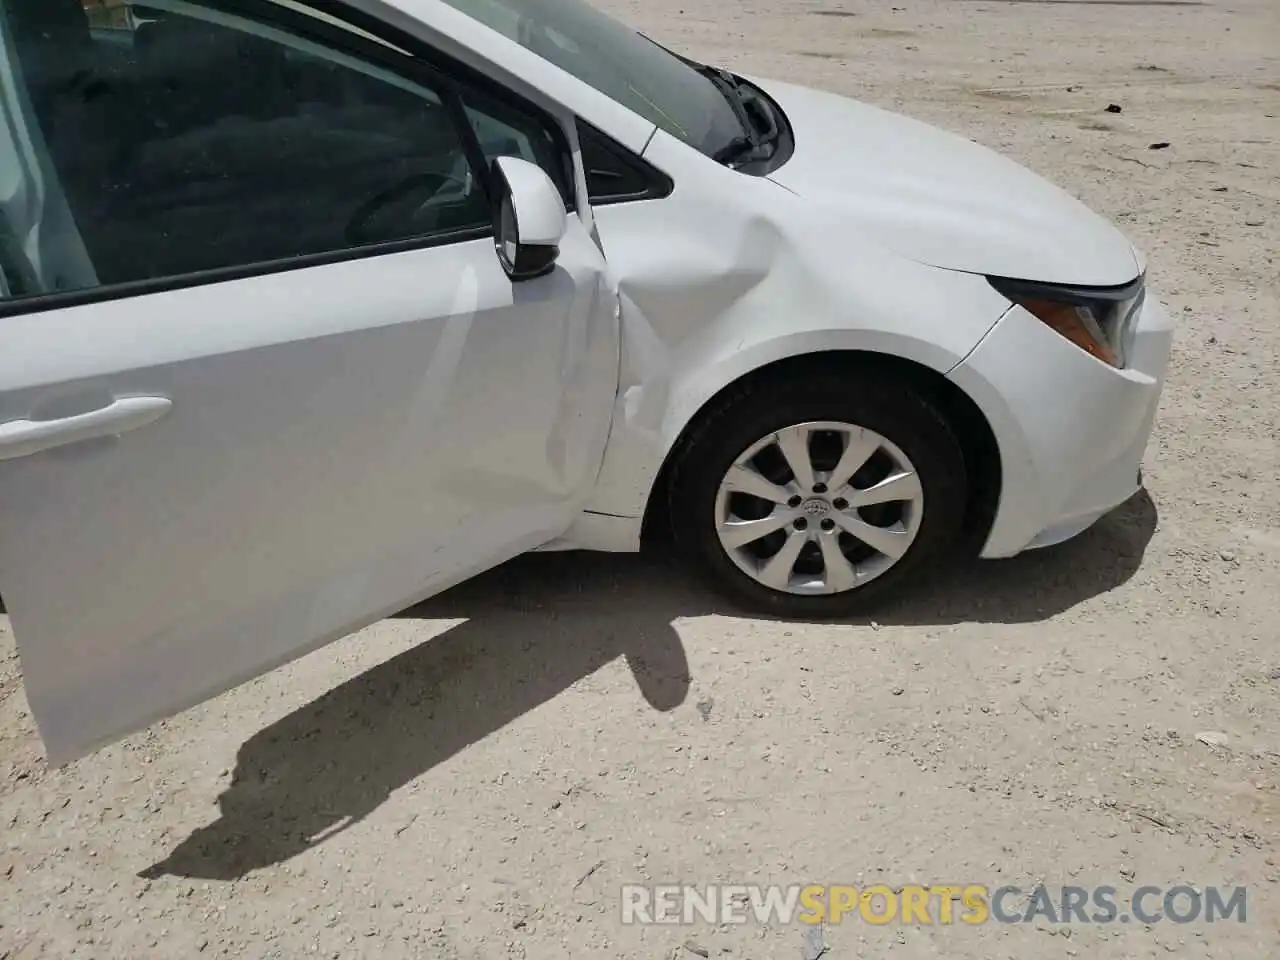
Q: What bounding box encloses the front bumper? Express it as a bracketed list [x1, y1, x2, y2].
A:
[948, 290, 1174, 558]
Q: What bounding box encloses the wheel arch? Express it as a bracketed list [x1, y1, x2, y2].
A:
[641, 349, 1002, 554]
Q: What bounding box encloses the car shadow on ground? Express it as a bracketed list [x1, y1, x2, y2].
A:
[143, 488, 1156, 881]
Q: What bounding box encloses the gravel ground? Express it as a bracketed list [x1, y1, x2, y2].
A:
[3, 0, 1279, 957]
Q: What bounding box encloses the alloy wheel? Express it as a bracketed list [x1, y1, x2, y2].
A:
[712, 421, 925, 595]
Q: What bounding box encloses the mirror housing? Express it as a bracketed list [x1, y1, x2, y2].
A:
[489, 156, 567, 281]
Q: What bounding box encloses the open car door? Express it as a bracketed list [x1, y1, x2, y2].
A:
[0, 0, 618, 764]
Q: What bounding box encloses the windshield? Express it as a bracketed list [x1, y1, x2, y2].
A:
[436, 0, 743, 157]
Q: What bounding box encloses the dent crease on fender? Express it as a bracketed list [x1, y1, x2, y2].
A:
[577, 126, 1011, 525]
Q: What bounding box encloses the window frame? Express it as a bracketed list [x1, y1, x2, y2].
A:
[0, 0, 580, 319]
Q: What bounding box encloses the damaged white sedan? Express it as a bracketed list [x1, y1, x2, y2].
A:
[0, 0, 1172, 763]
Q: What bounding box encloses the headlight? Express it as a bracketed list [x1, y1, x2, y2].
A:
[988, 275, 1145, 368]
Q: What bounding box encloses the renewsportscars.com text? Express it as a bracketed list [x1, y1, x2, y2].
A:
[620, 883, 1248, 926]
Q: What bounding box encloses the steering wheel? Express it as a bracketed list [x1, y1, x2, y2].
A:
[344, 172, 473, 246]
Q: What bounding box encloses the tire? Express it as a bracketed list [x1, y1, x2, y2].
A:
[668, 370, 967, 618]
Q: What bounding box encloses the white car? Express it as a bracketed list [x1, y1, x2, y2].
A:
[0, 0, 1172, 763]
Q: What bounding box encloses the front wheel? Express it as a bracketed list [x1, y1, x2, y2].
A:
[668, 372, 968, 618]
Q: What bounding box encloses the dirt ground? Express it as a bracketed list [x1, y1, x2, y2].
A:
[3, 0, 1279, 957]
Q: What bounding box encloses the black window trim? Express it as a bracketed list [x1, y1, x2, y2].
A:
[0, 0, 578, 319]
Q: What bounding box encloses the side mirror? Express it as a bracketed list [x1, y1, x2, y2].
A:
[489, 156, 567, 281]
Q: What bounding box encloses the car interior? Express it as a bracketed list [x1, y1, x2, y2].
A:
[4, 0, 504, 292]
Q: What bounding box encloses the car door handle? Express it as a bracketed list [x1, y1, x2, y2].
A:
[0, 396, 173, 461]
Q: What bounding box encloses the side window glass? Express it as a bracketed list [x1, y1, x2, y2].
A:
[0, 0, 490, 301]
[460, 88, 574, 208]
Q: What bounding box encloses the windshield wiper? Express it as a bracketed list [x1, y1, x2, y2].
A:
[634, 37, 781, 166]
[690, 63, 781, 166]
[689, 63, 752, 130]
[711, 135, 759, 165]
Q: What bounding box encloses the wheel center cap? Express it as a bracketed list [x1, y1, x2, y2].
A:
[801, 497, 831, 519]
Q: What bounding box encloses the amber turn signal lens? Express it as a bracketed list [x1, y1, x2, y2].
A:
[1018, 298, 1119, 367]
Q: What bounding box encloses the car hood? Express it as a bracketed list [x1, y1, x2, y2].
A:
[757, 79, 1141, 287]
